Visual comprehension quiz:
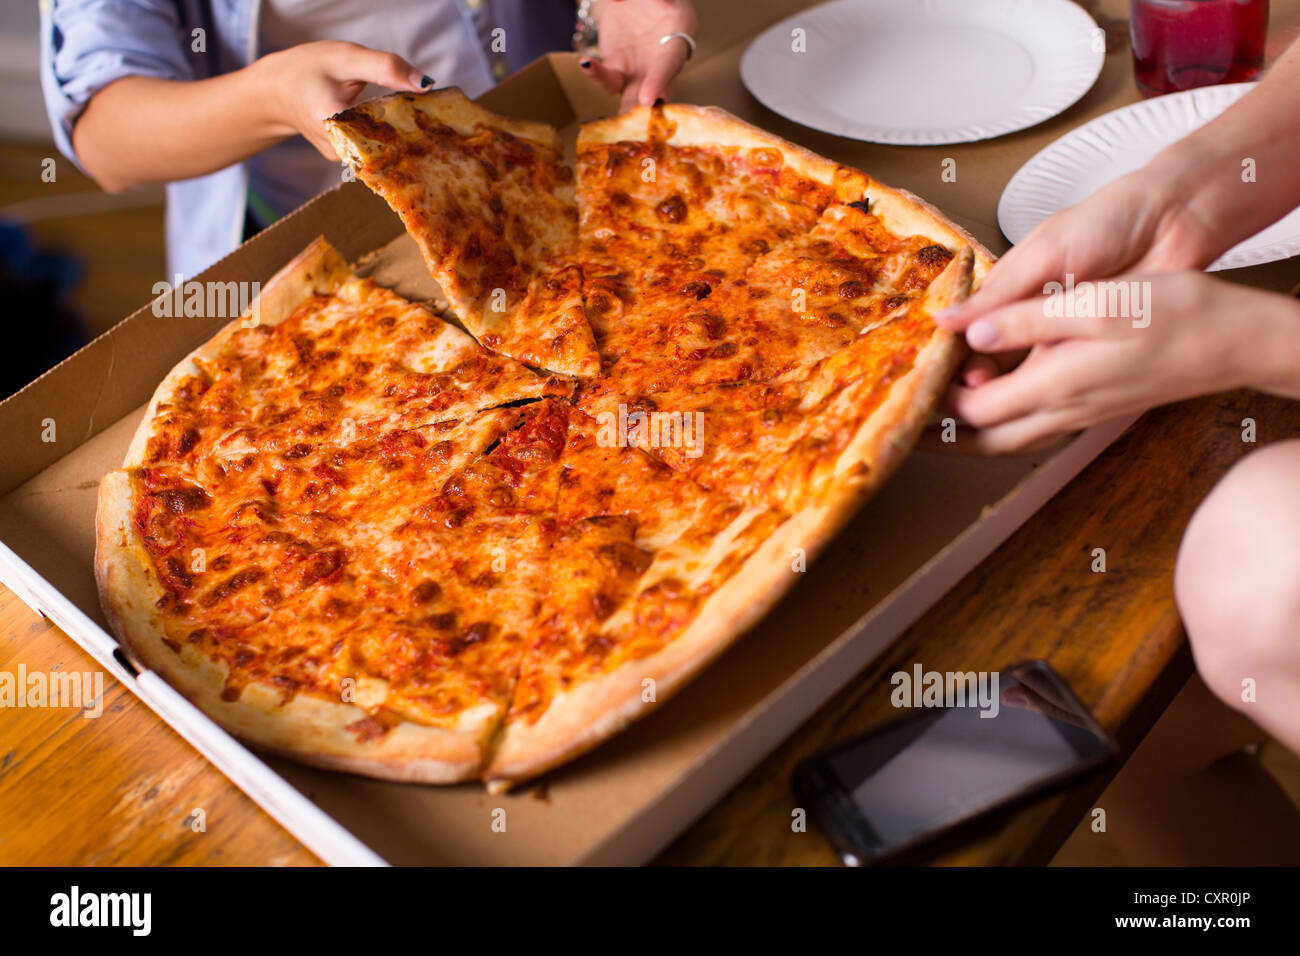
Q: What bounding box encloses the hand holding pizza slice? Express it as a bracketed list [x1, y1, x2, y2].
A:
[326, 90, 601, 378]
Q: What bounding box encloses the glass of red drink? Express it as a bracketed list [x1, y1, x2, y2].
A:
[1130, 0, 1269, 97]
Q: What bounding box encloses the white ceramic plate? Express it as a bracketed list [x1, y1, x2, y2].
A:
[999, 83, 1300, 271]
[739, 0, 1105, 145]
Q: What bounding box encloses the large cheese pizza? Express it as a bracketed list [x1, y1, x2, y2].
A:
[95, 90, 992, 791]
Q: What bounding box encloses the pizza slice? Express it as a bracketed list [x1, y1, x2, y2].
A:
[575, 104, 873, 362]
[97, 403, 551, 780]
[580, 187, 991, 398]
[132, 237, 569, 470]
[326, 90, 600, 378]
[577, 248, 975, 514]
[575, 196, 985, 419]
[341, 399, 570, 761]
[485, 405, 790, 789]
[738, 201, 962, 345]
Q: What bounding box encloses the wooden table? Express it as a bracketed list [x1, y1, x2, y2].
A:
[3, 0, 1300, 866]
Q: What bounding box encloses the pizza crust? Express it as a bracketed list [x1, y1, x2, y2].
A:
[833, 247, 972, 490]
[95, 469, 493, 782]
[579, 104, 861, 197]
[865, 180, 995, 283]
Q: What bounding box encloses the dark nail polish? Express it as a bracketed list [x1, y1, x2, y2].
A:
[421, 75, 435, 88]
[653, 97, 666, 107]
[579, 59, 591, 68]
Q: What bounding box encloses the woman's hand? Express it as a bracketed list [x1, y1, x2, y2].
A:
[72, 41, 428, 190]
[940, 35, 1300, 396]
[937, 271, 1300, 454]
[582, 0, 699, 112]
[258, 41, 430, 161]
[942, 167, 1221, 388]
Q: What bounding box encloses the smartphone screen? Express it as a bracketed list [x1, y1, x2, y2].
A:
[797, 661, 1115, 864]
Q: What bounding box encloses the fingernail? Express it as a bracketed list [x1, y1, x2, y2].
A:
[653, 97, 666, 107]
[579, 59, 592, 69]
[421, 75, 435, 88]
[966, 319, 998, 350]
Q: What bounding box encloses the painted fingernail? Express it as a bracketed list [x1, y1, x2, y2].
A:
[421, 75, 435, 88]
[579, 59, 592, 69]
[966, 319, 998, 350]
[653, 97, 666, 107]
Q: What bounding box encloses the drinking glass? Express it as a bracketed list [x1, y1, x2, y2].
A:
[1130, 0, 1269, 97]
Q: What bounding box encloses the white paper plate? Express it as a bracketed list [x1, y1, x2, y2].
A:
[999, 83, 1300, 271]
[739, 0, 1105, 145]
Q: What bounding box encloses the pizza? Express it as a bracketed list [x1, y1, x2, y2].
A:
[95, 90, 993, 792]
[323, 91, 599, 378]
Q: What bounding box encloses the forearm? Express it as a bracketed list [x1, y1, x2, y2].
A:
[1243, 290, 1300, 402]
[1136, 38, 1300, 263]
[72, 59, 290, 191]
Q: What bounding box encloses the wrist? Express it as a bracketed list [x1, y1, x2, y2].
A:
[244, 52, 297, 139]
[1128, 150, 1224, 270]
[1145, 136, 1264, 268]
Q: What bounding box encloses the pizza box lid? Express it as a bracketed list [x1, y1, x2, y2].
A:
[0, 52, 1134, 865]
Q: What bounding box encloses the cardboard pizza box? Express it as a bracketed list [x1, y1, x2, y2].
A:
[0, 51, 1146, 865]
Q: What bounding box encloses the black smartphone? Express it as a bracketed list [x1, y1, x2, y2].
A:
[793, 660, 1117, 865]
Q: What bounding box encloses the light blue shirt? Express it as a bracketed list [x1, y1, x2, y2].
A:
[40, 0, 574, 280]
